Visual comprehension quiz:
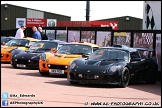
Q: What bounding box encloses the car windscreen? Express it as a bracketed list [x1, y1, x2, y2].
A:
[1, 37, 13, 44]
[89, 48, 129, 61]
[29, 41, 36, 46]
[5, 39, 29, 46]
[57, 44, 92, 55]
[57, 44, 65, 50]
[29, 41, 57, 50]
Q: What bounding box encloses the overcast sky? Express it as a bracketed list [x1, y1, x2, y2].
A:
[1, 1, 144, 21]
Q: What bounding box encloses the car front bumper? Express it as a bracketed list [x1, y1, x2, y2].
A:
[1, 53, 11, 62]
[67, 71, 121, 85]
[11, 58, 39, 68]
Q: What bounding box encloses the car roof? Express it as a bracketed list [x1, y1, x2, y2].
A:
[100, 46, 137, 53]
[68, 42, 99, 47]
[102, 44, 154, 52]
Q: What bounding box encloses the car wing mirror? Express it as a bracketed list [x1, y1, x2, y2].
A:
[82, 53, 90, 58]
[25, 45, 30, 48]
[51, 48, 57, 53]
[25, 43, 32, 48]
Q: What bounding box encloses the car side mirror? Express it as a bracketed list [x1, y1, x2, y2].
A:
[25, 43, 32, 48]
[82, 53, 90, 58]
[25, 45, 30, 48]
[51, 48, 57, 53]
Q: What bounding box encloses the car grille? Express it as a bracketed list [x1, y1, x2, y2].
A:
[49, 65, 68, 70]
[31, 60, 38, 64]
[15, 59, 39, 64]
[81, 74, 96, 80]
[15, 59, 29, 64]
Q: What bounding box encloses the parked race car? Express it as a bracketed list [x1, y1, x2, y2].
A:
[67, 46, 158, 88]
[1, 36, 15, 46]
[1, 37, 38, 62]
[39, 42, 100, 76]
[11, 40, 67, 68]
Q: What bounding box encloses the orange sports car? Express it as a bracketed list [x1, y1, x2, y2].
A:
[1, 37, 38, 62]
[39, 42, 100, 76]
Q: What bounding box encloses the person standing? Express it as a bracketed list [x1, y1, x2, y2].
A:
[15, 25, 26, 39]
[38, 27, 48, 40]
[32, 26, 42, 40]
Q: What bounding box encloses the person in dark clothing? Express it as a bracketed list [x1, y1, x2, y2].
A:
[38, 27, 48, 40]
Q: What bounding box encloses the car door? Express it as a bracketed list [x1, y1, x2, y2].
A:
[130, 51, 145, 74]
[138, 50, 150, 70]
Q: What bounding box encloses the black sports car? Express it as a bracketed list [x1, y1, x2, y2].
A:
[67, 45, 158, 88]
[11, 40, 67, 68]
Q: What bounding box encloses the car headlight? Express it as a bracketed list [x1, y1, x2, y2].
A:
[70, 62, 76, 70]
[41, 54, 46, 61]
[109, 65, 117, 72]
[102, 65, 117, 74]
[48, 64, 50, 68]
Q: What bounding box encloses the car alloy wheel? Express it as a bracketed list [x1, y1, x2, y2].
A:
[119, 67, 130, 88]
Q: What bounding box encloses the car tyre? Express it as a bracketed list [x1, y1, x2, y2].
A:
[39, 69, 50, 76]
[12, 65, 17, 68]
[119, 67, 130, 88]
[39, 72, 50, 76]
[69, 81, 79, 85]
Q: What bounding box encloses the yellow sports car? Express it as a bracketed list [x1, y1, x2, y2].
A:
[1, 37, 38, 62]
[39, 42, 100, 76]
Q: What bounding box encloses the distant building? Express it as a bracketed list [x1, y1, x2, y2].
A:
[57, 16, 142, 30]
[1, 4, 71, 30]
[95, 16, 143, 30]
